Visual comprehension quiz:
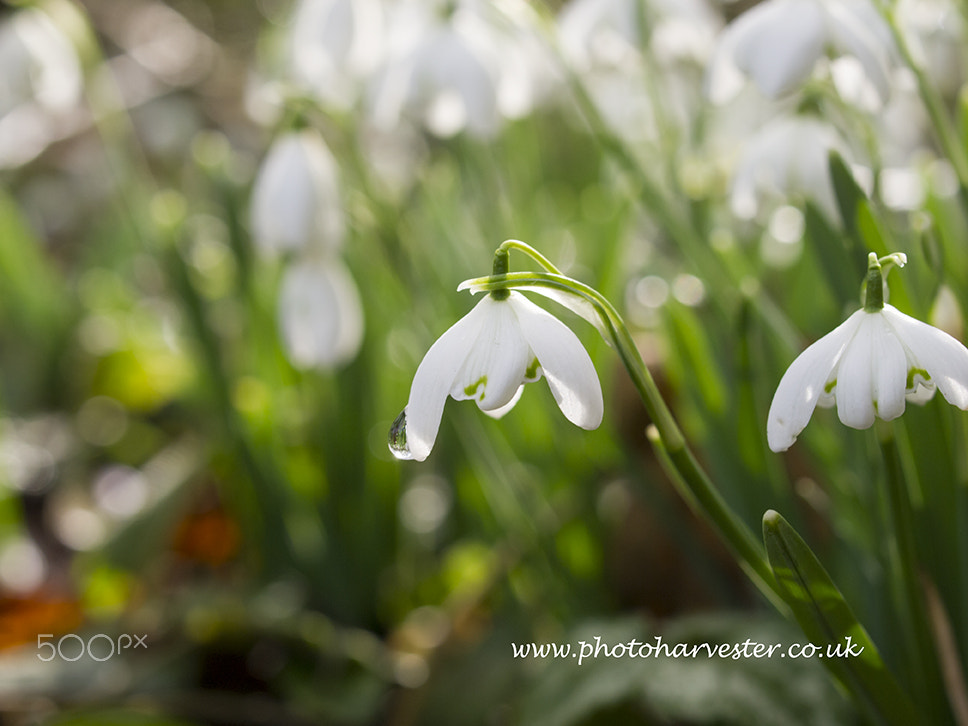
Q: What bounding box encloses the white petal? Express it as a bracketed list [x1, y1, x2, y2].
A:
[249, 131, 344, 256]
[451, 296, 530, 412]
[514, 284, 610, 342]
[882, 305, 968, 410]
[733, 0, 826, 99]
[278, 258, 363, 369]
[456, 279, 610, 341]
[482, 384, 524, 419]
[870, 313, 907, 420]
[510, 293, 603, 430]
[836, 313, 878, 429]
[824, 1, 892, 104]
[906, 382, 937, 405]
[767, 309, 863, 451]
[406, 297, 491, 461]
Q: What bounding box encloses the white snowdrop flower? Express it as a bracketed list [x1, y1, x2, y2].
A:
[367, 1, 500, 138]
[768, 254, 968, 452]
[393, 291, 603, 461]
[249, 129, 345, 256]
[0, 7, 83, 168]
[287, 0, 385, 111]
[559, 0, 719, 69]
[557, 0, 719, 146]
[895, 0, 964, 97]
[367, 0, 550, 139]
[277, 257, 363, 369]
[0, 8, 82, 117]
[730, 115, 852, 223]
[706, 0, 892, 106]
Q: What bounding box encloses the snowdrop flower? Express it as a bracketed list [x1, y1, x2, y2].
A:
[895, 0, 964, 97]
[0, 8, 82, 118]
[557, 0, 719, 146]
[277, 257, 363, 369]
[706, 0, 892, 105]
[729, 115, 852, 223]
[768, 253, 968, 452]
[367, 0, 550, 138]
[249, 129, 345, 256]
[0, 7, 83, 168]
[392, 290, 603, 461]
[287, 0, 385, 111]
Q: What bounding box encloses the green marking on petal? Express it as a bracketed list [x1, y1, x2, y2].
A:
[464, 375, 487, 398]
[824, 379, 837, 394]
[906, 367, 929, 389]
[525, 358, 540, 380]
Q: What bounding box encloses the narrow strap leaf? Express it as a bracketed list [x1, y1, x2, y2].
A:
[763, 510, 920, 725]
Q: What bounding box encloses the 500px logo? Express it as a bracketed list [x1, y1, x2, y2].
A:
[37, 633, 148, 662]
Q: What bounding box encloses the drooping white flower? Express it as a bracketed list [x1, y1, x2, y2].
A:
[767, 268, 968, 452]
[287, 0, 385, 111]
[0, 7, 83, 168]
[277, 257, 363, 369]
[249, 129, 345, 256]
[895, 0, 965, 97]
[557, 0, 719, 147]
[366, 0, 552, 139]
[0, 8, 82, 118]
[729, 115, 853, 223]
[706, 0, 892, 105]
[398, 291, 603, 461]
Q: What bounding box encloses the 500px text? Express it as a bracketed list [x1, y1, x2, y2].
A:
[511, 635, 864, 665]
[37, 633, 148, 662]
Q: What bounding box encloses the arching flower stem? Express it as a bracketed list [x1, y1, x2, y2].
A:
[460, 264, 785, 609]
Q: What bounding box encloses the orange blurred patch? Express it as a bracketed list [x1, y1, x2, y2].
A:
[0, 593, 84, 651]
[172, 508, 240, 567]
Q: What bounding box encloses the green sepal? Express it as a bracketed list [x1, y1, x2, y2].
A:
[763, 510, 920, 726]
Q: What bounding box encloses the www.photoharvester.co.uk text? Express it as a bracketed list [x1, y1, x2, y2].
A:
[511, 635, 864, 666]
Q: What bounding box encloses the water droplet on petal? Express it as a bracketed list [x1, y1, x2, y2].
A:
[388, 409, 414, 460]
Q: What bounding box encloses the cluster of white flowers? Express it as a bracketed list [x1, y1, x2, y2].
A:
[274, 0, 556, 140]
[386, 0, 968, 461]
[249, 129, 363, 370]
[244, 0, 968, 458]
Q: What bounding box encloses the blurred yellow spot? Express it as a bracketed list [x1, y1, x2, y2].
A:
[81, 565, 132, 620]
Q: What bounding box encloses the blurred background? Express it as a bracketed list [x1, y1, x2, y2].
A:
[1, 0, 966, 723]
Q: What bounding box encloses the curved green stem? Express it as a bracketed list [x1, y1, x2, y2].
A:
[494, 239, 564, 276]
[461, 270, 784, 608]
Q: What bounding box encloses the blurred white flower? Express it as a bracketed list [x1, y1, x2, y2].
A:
[706, 0, 892, 105]
[0, 8, 82, 117]
[278, 257, 364, 369]
[895, 0, 964, 96]
[287, 0, 385, 110]
[0, 7, 83, 168]
[559, 0, 719, 69]
[367, 0, 551, 138]
[557, 0, 719, 147]
[397, 291, 603, 461]
[249, 129, 345, 256]
[768, 270, 968, 451]
[729, 115, 852, 222]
